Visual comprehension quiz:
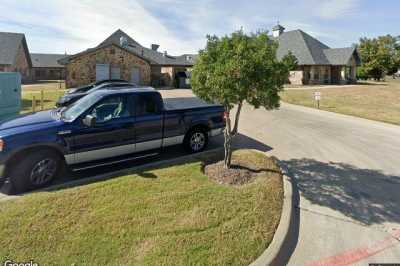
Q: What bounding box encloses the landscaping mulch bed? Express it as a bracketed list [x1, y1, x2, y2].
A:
[204, 150, 281, 185]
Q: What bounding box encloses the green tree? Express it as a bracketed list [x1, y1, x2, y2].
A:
[191, 30, 290, 168]
[358, 35, 400, 80]
[282, 51, 298, 71]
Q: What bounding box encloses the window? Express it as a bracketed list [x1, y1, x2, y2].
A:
[91, 96, 130, 123]
[136, 94, 160, 116]
[72, 71, 76, 79]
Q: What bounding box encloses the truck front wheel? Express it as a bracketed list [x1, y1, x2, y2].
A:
[184, 128, 208, 153]
[9, 149, 63, 194]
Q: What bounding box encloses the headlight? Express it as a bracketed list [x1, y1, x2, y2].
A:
[0, 139, 4, 152]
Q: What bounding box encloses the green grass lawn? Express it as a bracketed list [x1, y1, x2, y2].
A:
[0, 150, 283, 266]
[21, 89, 65, 113]
[280, 79, 400, 125]
[21, 81, 67, 113]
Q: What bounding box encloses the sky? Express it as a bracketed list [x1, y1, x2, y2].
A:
[0, 0, 398, 55]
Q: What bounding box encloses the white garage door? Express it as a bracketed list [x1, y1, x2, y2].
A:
[96, 64, 110, 81]
[130, 67, 141, 85]
[111, 66, 121, 79]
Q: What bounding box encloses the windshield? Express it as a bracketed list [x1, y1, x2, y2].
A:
[62, 92, 103, 121]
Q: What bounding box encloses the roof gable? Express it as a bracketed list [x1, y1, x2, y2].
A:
[0, 32, 31, 67]
[99, 29, 141, 48]
[276, 29, 359, 66]
[323, 47, 361, 66]
[58, 43, 153, 65]
[60, 29, 196, 67]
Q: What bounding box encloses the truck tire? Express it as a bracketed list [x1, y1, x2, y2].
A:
[9, 149, 63, 194]
[184, 127, 208, 153]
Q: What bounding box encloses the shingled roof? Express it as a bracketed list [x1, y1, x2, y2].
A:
[99, 29, 142, 48]
[59, 29, 196, 67]
[31, 53, 67, 68]
[0, 32, 32, 67]
[276, 30, 360, 66]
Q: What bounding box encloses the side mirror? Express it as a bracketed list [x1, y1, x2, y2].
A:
[83, 115, 96, 127]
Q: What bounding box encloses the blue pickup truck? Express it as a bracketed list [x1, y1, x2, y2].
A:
[0, 87, 225, 193]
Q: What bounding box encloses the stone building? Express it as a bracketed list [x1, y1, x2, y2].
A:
[273, 24, 361, 85]
[0, 32, 32, 83]
[30, 53, 67, 80]
[60, 30, 196, 88]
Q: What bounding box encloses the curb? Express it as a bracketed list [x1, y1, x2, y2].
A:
[0, 147, 224, 202]
[250, 155, 294, 266]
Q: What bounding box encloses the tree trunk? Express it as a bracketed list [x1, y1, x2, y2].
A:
[224, 110, 232, 168]
[223, 102, 243, 169]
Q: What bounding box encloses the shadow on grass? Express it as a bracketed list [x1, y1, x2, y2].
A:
[137, 172, 158, 179]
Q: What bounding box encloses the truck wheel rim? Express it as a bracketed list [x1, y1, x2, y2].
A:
[30, 159, 57, 186]
[190, 132, 205, 151]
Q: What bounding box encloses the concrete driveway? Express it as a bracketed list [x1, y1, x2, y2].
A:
[236, 102, 400, 265]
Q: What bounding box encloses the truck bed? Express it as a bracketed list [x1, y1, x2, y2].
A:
[163, 97, 221, 111]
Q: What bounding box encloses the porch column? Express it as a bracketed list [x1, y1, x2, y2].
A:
[340, 66, 346, 84]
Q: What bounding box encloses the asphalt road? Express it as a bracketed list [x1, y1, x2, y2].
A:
[236, 102, 400, 265]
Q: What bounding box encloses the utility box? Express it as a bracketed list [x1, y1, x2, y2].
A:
[0, 72, 21, 121]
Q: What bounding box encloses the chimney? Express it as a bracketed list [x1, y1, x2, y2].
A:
[163, 51, 167, 57]
[151, 44, 160, 51]
[272, 24, 285, 38]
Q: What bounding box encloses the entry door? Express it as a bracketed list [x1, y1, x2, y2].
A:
[131, 67, 141, 85]
[96, 64, 110, 81]
[70, 95, 136, 164]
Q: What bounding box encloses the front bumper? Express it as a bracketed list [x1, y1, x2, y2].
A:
[0, 153, 10, 187]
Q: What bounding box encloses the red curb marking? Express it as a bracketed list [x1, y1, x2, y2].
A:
[308, 228, 400, 266]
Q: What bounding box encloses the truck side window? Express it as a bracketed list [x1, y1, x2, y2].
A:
[136, 94, 159, 116]
[91, 96, 130, 123]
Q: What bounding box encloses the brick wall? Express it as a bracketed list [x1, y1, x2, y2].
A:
[65, 45, 151, 88]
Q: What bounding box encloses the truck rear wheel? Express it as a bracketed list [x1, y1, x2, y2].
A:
[9, 149, 63, 194]
[184, 128, 208, 153]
